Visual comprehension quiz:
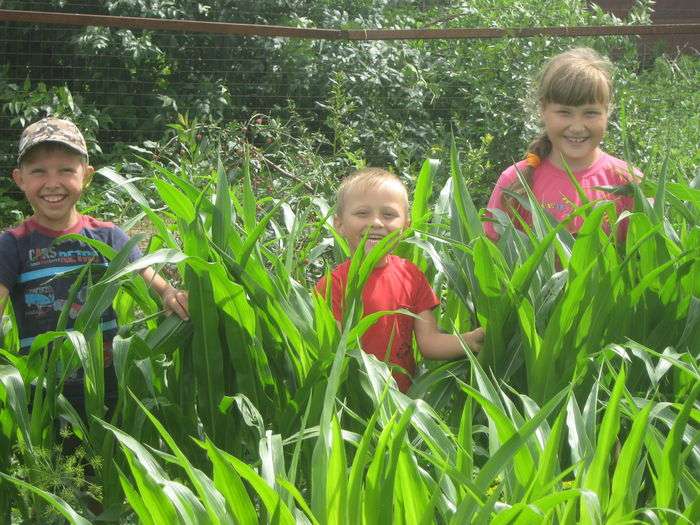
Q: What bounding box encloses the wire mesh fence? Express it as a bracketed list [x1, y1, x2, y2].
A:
[1, 4, 699, 209]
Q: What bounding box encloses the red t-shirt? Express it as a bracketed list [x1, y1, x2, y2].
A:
[316, 255, 439, 392]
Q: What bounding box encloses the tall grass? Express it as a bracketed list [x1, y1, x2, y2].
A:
[0, 142, 698, 523]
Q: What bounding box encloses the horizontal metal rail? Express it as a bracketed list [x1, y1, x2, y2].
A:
[1, 9, 699, 40]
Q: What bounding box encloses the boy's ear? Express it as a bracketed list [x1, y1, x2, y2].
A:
[332, 214, 342, 232]
[11, 168, 24, 189]
[82, 165, 95, 188]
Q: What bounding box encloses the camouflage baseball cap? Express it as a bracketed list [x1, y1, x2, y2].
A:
[17, 117, 88, 163]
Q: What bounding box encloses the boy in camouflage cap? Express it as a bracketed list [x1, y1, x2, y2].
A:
[0, 116, 189, 409]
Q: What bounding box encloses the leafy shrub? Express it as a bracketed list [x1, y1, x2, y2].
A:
[609, 52, 700, 182]
[0, 74, 107, 225]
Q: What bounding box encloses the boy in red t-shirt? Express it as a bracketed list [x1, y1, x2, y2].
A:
[316, 168, 484, 392]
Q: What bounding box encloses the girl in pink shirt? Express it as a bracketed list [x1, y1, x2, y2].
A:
[485, 47, 639, 240]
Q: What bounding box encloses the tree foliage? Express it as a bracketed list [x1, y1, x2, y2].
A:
[0, 0, 697, 218]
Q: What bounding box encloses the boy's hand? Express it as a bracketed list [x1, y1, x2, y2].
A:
[162, 287, 189, 321]
[140, 267, 190, 321]
[462, 327, 484, 353]
[415, 309, 485, 359]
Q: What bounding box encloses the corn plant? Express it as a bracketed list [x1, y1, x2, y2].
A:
[0, 138, 698, 523]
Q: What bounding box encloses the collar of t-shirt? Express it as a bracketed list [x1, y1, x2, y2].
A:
[542, 151, 611, 180]
[25, 214, 88, 238]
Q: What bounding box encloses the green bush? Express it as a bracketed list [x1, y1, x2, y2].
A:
[609, 53, 700, 182]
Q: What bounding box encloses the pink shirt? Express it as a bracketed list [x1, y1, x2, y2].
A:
[484, 152, 637, 239]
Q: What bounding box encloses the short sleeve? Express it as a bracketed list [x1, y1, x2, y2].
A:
[0, 233, 20, 290]
[410, 265, 439, 314]
[616, 165, 642, 214]
[111, 227, 142, 263]
[315, 274, 343, 322]
[484, 165, 520, 240]
[613, 165, 642, 241]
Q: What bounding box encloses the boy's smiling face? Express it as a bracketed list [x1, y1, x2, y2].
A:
[334, 179, 409, 266]
[12, 146, 94, 230]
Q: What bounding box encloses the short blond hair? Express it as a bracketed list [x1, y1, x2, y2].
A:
[336, 167, 409, 216]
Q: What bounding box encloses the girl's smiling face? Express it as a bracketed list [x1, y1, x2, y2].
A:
[541, 101, 609, 171]
[333, 180, 409, 266]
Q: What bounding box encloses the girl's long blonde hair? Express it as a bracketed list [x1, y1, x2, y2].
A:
[505, 47, 614, 211]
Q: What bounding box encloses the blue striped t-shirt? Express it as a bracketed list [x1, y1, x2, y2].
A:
[0, 214, 141, 351]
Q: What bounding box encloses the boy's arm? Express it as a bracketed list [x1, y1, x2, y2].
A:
[139, 267, 189, 321]
[414, 309, 483, 360]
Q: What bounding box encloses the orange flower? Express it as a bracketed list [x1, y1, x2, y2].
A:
[525, 152, 541, 168]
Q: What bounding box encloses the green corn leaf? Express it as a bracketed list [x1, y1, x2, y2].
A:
[682, 488, 700, 524]
[618, 96, 633, 166]
[158, 163, 203, 205]
[97, 166, 179, 248]
[187, 267, 226, 444]
[276, 477, 321, 525]
[64, 330, 105, 423]
[56, 233, 118, 260]
[468, 482, 506, 525]
[364, 403, 416, 525]
[580, 367, 627, 523]
[531, 489, 587, 515]
[201, 438, 258, 525]
[656, 381, 700, 510]
[259, 431, 288, 507]
[97, 166, 150, 207]
[311, 311, 355, 518]
[212, 158, 233, 254]
[239, 196, 287, 268]
[326, 414, 347, 525]
[153, 178, 197, 223]
[412, 158, 437, 231]
[0, 364, 31, 451]
[217, 447, 296, 525]
[99, 420, 188, 523]
[530, 406, 567, 500]
[653, 152, 669, 221]
[117, 465, 156, 525]
[467, 383, 569, 493]
[395, 446, 432, 524]
[98, 249, 189, 287]
[417, 472, 443, 525]
[0, 472, 92, 525]
[449, 136, 482, 241]
[606, 399, 653, 521]
[404, 158, 437, 265]
[490, 502, 544, 525]
[130, 392, 233, 525]
[347, 401, 382, 524]
[455, 393, 474, 493]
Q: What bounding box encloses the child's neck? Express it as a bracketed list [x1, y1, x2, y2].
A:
[549, 148, 603, 172]
[375, 255, 391, 268]
[31, 209, 81, 231]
